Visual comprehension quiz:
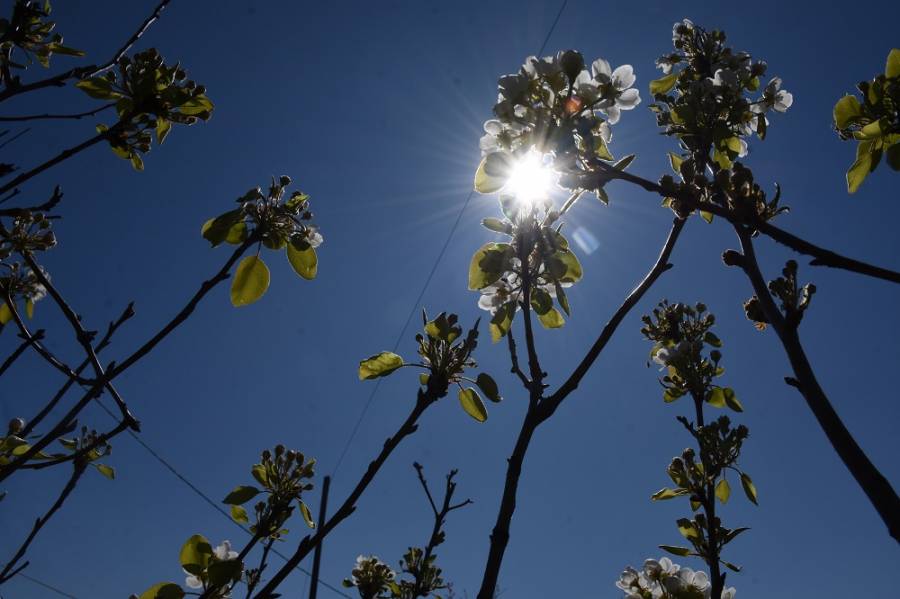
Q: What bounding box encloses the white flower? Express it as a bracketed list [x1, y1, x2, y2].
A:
[27, 282, 47, 303]
[522, 54, 560, 79]
[477, 273, 520, 314]
[672, 19, 695, 44]
[711, 68, 739, 89]
[576, 58, 640, 125]
[721, 586, 737, 599]
[185, 573, 203, 589]
[213, 540, 238, 561]
[754, 77, 793, 113]
[299, 225, 323, 248]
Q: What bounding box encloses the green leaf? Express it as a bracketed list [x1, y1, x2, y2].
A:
[663, 387, 684, 403]
[723, 527, 750, 545]
[612, 154, 636, 171]
[208, 560, 243, 587]
[95, 464, 115, 480]
[225, 222, 248, 245]
[358, 352, 404, 380]
[201, 209, 243, 247]
[74, 77, 121, 100]
[468, 243, 513, 290]
[251, 464, 268, 486]
[230, 256, 270, 307]
[707, 387, 726, 408]
[230, 505, 249, 524]
[300, 500, 316, 528]
[179, 534, 213, 576]
[482, 217, 510, 234]
[722, 561, 743, 573]
[546, 250, 582, 283]
[529, 287, 553, 315]
[703, 331, 722, 347]
[25, 298, 34, 319]
[715, 478, 731, 504]
[418, 373, 430, 386]
[853, 120, 883, 140]
[489, 301, 516, 343]
[156, 117, 172, 145]
[651, 487, 688, 501]
[723, 387, 743, 412]
[223, 485, 261, 505]
[649, 72, 679, 95]
[659, 545, 692, 557]
[699, 210, 714, 223]
[287, 241, 318, 280]
[740, 472, 758, 505]
[0, 302, 12, 325]
[179, 94, 214, 117]
[668, 152, 683, 176]
[847, 142, 873, 194]
[833, 95, 862, 129]
[130, 153, 144, 171]
[476, 373, 502, 402]
[554, 281, 570, 316]
[139, 582, 185, 599]
[458, 387, 488, 422]
[537, 306, 565, 329]
[677, 518, 699, 540]
[886, 48, 900, 79]
[474, 155, 507, 194]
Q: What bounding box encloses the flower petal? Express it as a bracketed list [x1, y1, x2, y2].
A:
[612, 64, 636, 90]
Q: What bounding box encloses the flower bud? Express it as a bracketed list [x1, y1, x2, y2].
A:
[558, 50, 585, 84]
[8, 417, 25, 434]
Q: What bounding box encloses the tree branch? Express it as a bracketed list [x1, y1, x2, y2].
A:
[0, 460, 88, 583]
[110, 237, 256, 377]
[0, 185, 63, 217]
[0, 103, 114, 123]
[730, 226, 900, 543]
[0, 129, 109, 196]
[252, 384, 445, 598]
[0, 329, 43, 377]
[540, 216, 685, 422]
[593, 161, 900, 285]
[0, 0, 175, 103]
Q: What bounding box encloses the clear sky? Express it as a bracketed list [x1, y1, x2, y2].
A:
[2, 1, 899, 597]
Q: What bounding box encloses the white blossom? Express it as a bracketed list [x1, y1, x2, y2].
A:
[213, 540, 238, 561]
[754, 77, 793, 113]
[185, 574, 203, 589]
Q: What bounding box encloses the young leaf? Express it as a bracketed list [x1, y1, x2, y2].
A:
[476, 373, 502, 402]
[659, 545, 692, 557]
[207, 559, 243, 587]
[179, 534, 213, 575]
[740, 472, 759, 505]
[537, 306, 565, 329]
[358, 352, 404, 380]
[222, 485, 261, 505]
[458, 388, 488, 422]
[887, 48, 900, 79]
[139, 582, 185, 599]
[230, 256, 270, 307]
[300, 500, 316, 528]
[489, 301, 515, 343]
[707, 387, 726, 408]
[715, 478, 731, 504]
[723, 387, 743, 412]
[833, 95, 862, 129]
[287, 241, 318, 280]
[95, 464, 116, 480]
[230, 505, 249, 524]
[649, 72, 678, 95]
[468, 243, 513, 290]
[474, 155, 506, 194]
[651, 487, 687, 501]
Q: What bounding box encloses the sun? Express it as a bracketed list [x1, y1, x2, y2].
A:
[504, 151, 554, 206]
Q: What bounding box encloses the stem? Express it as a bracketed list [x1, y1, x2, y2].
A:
[0, 330, 43, 377]
[690, 394, 723, 599]
[252, 385, 443, 598]
[592, 161, 900, 285]
[111, 237, 255, 377]
[0, 130, 108, 196]
[0, 103, 114, 122]
[732, 226, 900, 543]
[0, 185, 63, 217]
[0, 0, 175, 103]
[541, 217, 685, 421]
[0, 460, 87, 584]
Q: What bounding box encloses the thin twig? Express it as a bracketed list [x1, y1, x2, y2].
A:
[111, 237, 256, 377]
[0, 129, 108, 196]
[252, 383, 446, 598]
[0, 461, 88, 583]
[0, 103, 114, 122]
[505, 329, 530, 388]
[22, 252, 138, 430]
[540, 216, 686, 421]
[0, 329, 44, 377]
[0, 185, 64, 217]
[592, 161, 900, 285]
[0, 0, 175, 103]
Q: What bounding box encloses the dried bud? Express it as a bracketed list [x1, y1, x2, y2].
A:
[8, 417, 25, 434]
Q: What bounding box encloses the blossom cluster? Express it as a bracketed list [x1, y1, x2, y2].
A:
[616, 557, 736, 599]
[475, 50, 640, 201]
[184, 541, 238, 590]
[342, 555, 397, 599]
[650, 19, 791, 175]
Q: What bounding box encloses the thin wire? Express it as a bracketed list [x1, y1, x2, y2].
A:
[15, 572, 79, 599]
[328, 0, 570, 480]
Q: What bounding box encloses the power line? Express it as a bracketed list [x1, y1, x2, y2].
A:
[328, 0, 570, 480]
[15, 572, 79, 599]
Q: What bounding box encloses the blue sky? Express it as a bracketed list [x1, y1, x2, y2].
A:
[2, 1, 899, 597]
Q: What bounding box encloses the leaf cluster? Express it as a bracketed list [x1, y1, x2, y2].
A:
[0, 0, 83, 79]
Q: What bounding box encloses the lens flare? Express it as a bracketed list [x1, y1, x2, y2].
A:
[505, 151, 554, 206]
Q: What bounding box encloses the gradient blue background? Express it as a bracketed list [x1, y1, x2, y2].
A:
[2, 1, 898, 597]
